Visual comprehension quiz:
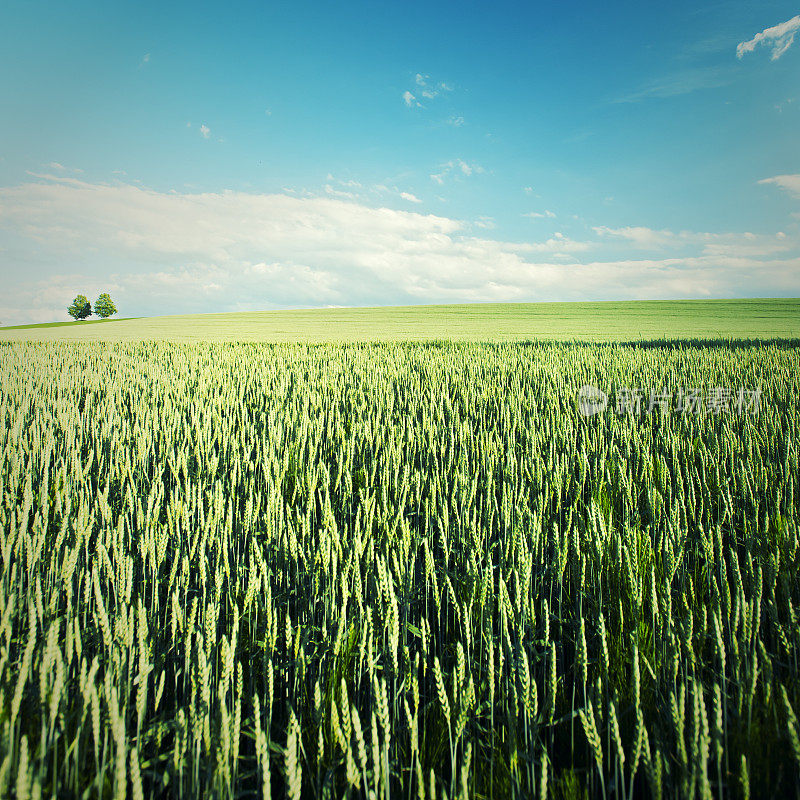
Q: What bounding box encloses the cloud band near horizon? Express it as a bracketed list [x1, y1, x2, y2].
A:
[0, 175, 798, 325]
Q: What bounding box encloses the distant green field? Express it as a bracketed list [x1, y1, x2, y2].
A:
[1, 298, 798, 342]
[0, 317, 138, 331]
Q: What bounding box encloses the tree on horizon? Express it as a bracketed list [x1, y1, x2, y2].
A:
[67, 295, 92, 320]
[94, 293, 117, 319]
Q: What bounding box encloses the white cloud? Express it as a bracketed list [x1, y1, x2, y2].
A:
[25, 170, 90, 187]
[524, 210, 556, 219]
[404, 74, 453, 105]
[615, 68, 729, 103]
[593, 225, 795, 256]
[431, 159, 485, 184]
[327, 177, 419, 205]
[759, 174, 800, 198]
[737, 15, 800, 60]
[324, 184, 357, 199]
[447, 115, 465, 127]
[0, 176, 798, 324]
[200, 124, 211, 139]
[139, 53, 150, 68]
[44, 162, 83, 174]
[593, 225, 677, 248]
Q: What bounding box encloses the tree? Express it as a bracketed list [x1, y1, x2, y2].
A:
[67, 295, 92, 320]
[94, 293, 118, 319]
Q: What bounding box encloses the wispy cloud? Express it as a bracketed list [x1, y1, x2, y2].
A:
[324, 184, 357, 199]
[325, 176, 422, 206]
[414, 73, 452, 100]
[737, 15, 800, 61]
[25, 170, 91, 187]
[524, 210, 556, 219]
[403, 73, 453, 107]
[759, 174, 800, 198]
[200, 124, 211, 139]
[614, 67, 729, 103]
[43, 162, 84, 174]
[593, 226, 677, 248]
[430, 159, 485, 184]
[593, 225, 795, 256]
[139, 53, 150, 68]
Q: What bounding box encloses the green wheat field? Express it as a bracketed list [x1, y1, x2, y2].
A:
[2, 298, 799, 342]
[1, 300, 800, 799]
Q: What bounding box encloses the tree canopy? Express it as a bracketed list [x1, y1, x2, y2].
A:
[94, 293, 117, 319]
[67, 295, 92, 320]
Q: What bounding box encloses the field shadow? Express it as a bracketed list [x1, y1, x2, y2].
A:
[613, 337, 800, 350]
[397, 337, 800, 350]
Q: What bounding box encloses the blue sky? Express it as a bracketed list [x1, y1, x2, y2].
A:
[1, 0, 798, 323]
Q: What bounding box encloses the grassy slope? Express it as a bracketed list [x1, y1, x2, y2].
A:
[0, 317, 139, 331]
[1, 298, 798, 342]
